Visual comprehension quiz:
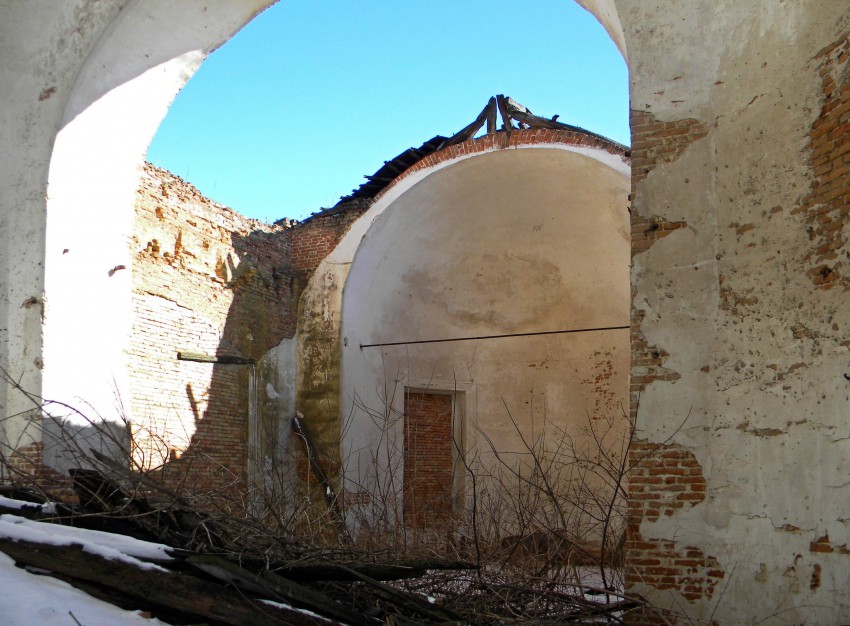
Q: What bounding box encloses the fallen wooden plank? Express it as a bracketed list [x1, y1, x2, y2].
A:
[271, 557, 476, 581]
[90, 448, 191, 509]
[188, 553, 370, 626]
[0, 501, 58, 520]
[0, 537, 332, 626]
[335, 563, 468, 624]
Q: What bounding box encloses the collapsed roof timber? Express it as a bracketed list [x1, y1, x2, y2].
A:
[331, 95, 629, 207]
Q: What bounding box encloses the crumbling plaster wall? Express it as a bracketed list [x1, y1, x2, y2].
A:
[619, 1, 850, 623]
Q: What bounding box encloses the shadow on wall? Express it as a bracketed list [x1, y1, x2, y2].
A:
[125, 186, 365, 520]
[148, 226, 298, 510]
[6, 192, 319, 519]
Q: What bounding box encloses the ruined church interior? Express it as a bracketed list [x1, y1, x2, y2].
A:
[1, 1, 849, 623]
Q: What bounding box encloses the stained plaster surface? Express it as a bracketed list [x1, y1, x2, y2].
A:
[295, 143, 629, 476]
[620, 0, 850, 621]
[333, 148, 630, 530]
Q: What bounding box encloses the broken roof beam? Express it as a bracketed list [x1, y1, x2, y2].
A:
[441, 99, 492, 148]
[506, 108, 568, 129]
[503, 97, 569, 130]
[496, 94, 514, 136]
[292, 414, 351, 545]
[485, 96, 497, 134]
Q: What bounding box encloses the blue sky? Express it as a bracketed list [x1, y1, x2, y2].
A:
[146, 0, 628, 222]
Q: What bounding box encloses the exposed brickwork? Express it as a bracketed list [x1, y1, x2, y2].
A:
[810, 531, 850, 554]
[131, 164, 295, 498]
[628, 109, 697, 260]
[291, 201, 369, 279]
[629, 110, 708, 190]
[628, 109, 719, 614]
[403, 392, 454, 528]
[5, 442, 43, 478]
[374, 128, 629, 205]
[625, 441, 723, 608]
[4, 442, 77, 503]
[792, 32, 850, 290]
[627, 441, 707, 523]
[631, 214, 687, 257]
[628, 110, 696, 420]
[629, 306, 681, 422]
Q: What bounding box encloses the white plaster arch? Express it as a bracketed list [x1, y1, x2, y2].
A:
[322, 143, 629, 270]
[0, 0, 274, 461]
[575, 0, 627, 61]
[323, 144, 631, 532]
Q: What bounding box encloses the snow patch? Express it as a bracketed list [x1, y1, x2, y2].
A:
[0, 495, 58, 515]
[0, 515, 172, 571]
[0, 551, 172, 626]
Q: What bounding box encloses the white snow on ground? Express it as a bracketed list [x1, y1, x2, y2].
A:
[0, 495, 58, 514]
[0, 514, 174, 570]
[0, 551, 171, 626]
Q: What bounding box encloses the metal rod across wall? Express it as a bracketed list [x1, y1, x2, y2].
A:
[359, 324, 630, 349]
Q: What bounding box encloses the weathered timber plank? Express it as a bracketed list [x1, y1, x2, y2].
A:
[0, 538, 330, 626]
[188, 554, 370, 626]
[486, 96, 497, 134]
[496, 95, 513, 136]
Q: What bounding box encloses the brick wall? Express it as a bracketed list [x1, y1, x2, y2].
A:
[624, 442, 723, 625]
[131, 164, 296, 499]
[2, 442, 77, 503]
[130, 165, 368, 502]
[290, 201, 370, 276]
[625, 441, 722, 598]
[792, 32, 850, 290]
[402, 391, 454, 527]
[629, 111, 708, 188]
